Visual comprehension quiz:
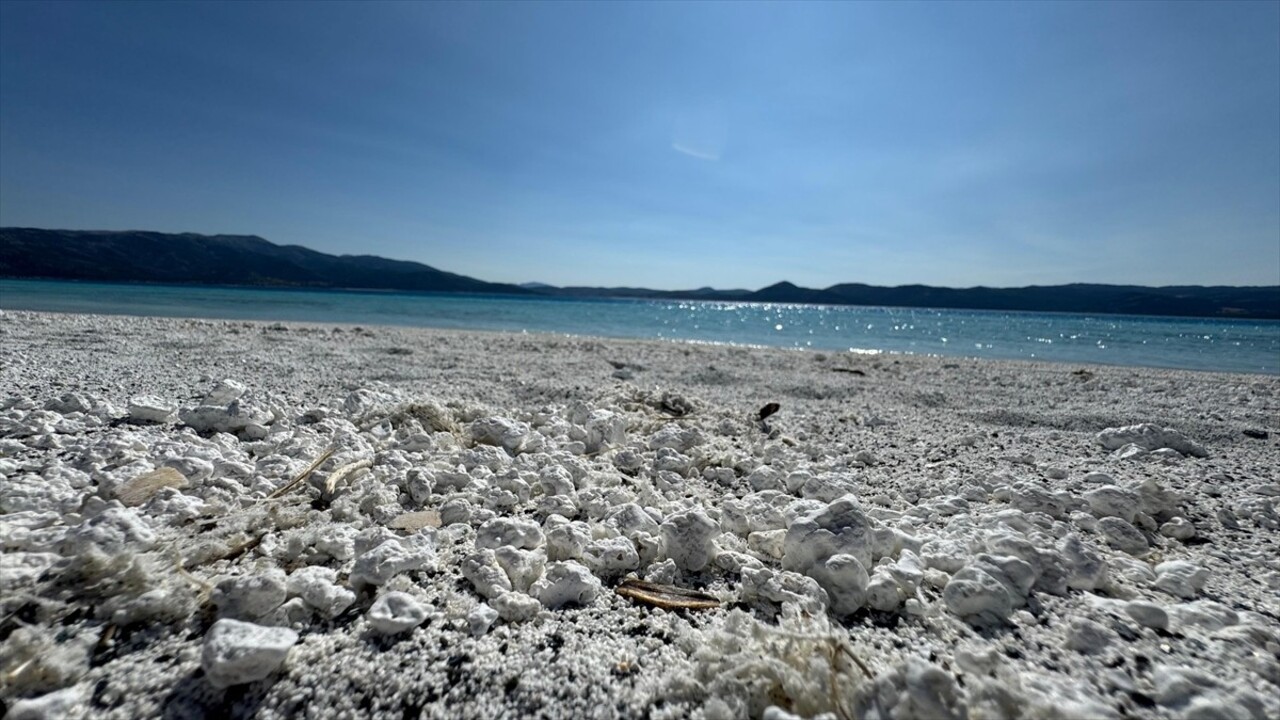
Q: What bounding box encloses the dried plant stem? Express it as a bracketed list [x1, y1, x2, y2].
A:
[266, 445, 337, 499]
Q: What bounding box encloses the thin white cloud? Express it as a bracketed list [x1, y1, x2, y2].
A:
[671, 142, 721, 161]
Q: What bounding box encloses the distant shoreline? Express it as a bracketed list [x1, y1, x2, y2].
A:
[6, 276, 1280, 326]
[3, 228, 1278, 320]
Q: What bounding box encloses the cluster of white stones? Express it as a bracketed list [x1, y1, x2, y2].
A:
[2, 311, 1277, 720]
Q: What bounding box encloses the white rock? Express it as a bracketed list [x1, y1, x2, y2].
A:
[531, 561, 599, 609]
[462, 549, 513, 598]
[1010, 484, 1066, 518]
[468, 603, 500, 636]
[943, 567, 1014, 625]
[470, 417, 531, 454]
[1083, 486, 1139, 522]
[287, 567, 355, 619]
[583, 536, 640, 577]
[648, 424, 702, 452]
[604, 503, 662, 539]
[492, 591, 543, 622]
[367, 591, 429, 635]
[799, 473, 858, 502]
[349, 533, 436, 588]
[538, 466, 576, 496]
[782, 495, 874, 577]
[1154, 560, 1209, 599]
[809, 553, 869, 617]
[583, 410, 626, 453]
[201, 619, 298, 688]
[1096, 517, 1150, 555]
[660, 508, 719, 572]
[545, 521, 591, 561]
[866, 570, 903, 612]
[211, 570, 288, 621]
[492, 546, 546, 593]
[127, 395, 176, 423]
[475, 517, 544, 550]
[739, 566, 828, 615]
[203, 379, 247, 405]
[1159, 517, 1196, 540]
[1059, 534, 1109, 591]
[6, 685, 86, 720]
[62, 504, 156, 553]
[1125, 601, 1169, 630]
[1097, 423, 1208, 457]
[1064, 617, 1114, 654]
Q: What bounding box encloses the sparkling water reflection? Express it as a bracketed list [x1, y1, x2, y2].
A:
[3, 280, 1276, 374]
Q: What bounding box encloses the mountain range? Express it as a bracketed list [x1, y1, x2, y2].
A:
[2, 227, 1277, 319]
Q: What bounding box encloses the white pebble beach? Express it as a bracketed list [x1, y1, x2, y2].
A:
[2, 310, 1278, 720]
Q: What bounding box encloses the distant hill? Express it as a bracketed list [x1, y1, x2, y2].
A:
[2, 227, 1277, 319]
[0, 228, 530, 295]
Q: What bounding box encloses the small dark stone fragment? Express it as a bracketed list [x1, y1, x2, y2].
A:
[832, 367, 866, 376]
[758, 402, 781, 421]
[1243, 429, 1269, 440]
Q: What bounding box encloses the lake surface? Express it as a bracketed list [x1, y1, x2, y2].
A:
[2, 279, 1277, 374]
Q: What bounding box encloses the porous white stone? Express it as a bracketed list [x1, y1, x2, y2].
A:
[659, 508, 719, 572]
[943, 566, 1014, 625]
[866, 570, 903, 612]
[492, 546, 546, 593]
[6, 686, 86, 720]
[1059, 534, 1109, 591]
[127, 395, 176, 423]
[739, 566, 828, 615]
[475, 517, 544, 550]
[782, 495, 874, 577]
[468, 603, 499, 636]
[531, 561, 599, 609]
[809, 553, 869, 617]
[545, 520, 591, 561]
[583, 410, 626, 453]
[1159, 517, 1196, 540]
[1064, 617, 1114, 654]
[583, 536, 640, 577]
[492, 591, 543, 622]
[1154, 560, 1210, 599]
[1096, 517, 1150, 556]
[1097, 423, 1208, 457]
[1124, 601, 1169, 630]
[203, 379, 247, 405]
[799, 473, 858, 502]
[211, 569, 288, 621]
[1083, 486, 1139, 522]
[349, 532, 436, 588]
[462, 549, 513, 599]
[470, 417, 531, 454]
[201, 619, 298, 688]
[62, 504, 156, 553]
[287, 567, 355, 619]
[367, 591, 429, 635]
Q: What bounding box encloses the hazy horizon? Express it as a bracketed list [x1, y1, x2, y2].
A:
[2, 1, 1278, 291]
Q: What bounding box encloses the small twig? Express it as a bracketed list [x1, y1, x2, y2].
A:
[266, 445, 337, 499]
[324, 457, 372, 495]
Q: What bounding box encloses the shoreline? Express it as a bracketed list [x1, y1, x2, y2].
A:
[2, 303, 1277, 379]
[2, 310, 1278, 719]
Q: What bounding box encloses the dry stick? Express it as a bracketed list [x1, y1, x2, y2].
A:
[266, 445, 337, 499]
[323, 457, 373, 495]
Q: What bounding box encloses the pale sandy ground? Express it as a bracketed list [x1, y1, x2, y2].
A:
[1, 310, 1278, 720]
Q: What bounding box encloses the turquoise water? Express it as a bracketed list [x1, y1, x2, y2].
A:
[2, 279, 1277, 374]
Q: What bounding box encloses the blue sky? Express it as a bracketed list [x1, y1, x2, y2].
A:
[2, 1, 1277, 289]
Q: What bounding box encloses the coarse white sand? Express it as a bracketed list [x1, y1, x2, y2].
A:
[1, 310, 1278, 720]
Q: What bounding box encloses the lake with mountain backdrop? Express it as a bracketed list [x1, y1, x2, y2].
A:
[3, 279, 1276, 374]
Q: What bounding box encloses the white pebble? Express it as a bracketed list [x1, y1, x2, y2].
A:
[367, 591, 429, 635]
[201, 619, 298, 688]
